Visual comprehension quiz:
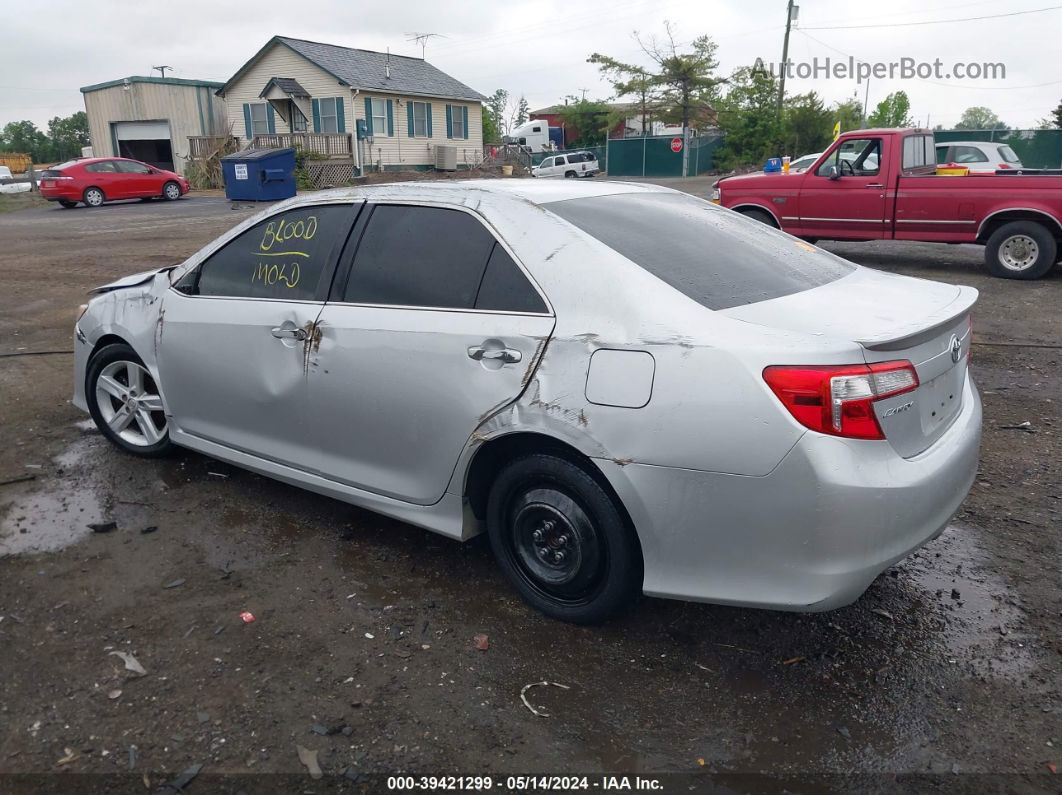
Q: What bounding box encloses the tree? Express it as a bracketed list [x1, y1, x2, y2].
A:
[955, 106, 1008, 131]
[556, 96, 611, 147]
[588, 55, 660, 135]
[485, 89, 509, 137]
[781, 92, 832, 156]
[47, 111, 90, 160]
[833, 98, 863, 133]
[714, 65, 781, 169]
[867, 91, 913, 128]
[1053, 100, 1062, 129]
[634, 23, 722, 135]
[513, 96, 529, 129]
[0, 120, 51, 162]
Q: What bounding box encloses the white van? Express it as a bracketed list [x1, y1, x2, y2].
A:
[532, 151, 599, 179]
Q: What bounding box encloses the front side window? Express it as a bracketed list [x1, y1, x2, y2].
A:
[176, 204, 355, 301]
[249, 102, 269, 136]
[318, 97, 339, 133]
[370, 98, 388, 136]
[116, 160, 151, 174]
[545, 192, 853, 310]
[85, 161, 119, 173]
[540, 158, 554, 168]
[344, 205, 498, 309]
[817, 138, 881, 176]
[412, 101, 429, 137]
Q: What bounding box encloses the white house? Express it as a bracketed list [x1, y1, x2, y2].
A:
[216, 36, 486, 172]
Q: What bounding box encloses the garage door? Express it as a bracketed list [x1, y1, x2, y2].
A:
[114, 121, 170, 141]
[112, 121, 174, 172]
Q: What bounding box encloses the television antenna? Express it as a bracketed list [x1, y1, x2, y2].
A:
[405, 32, 446, 59]
[153, 65, 173, 78]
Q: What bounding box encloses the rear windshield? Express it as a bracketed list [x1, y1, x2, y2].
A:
[998, 145, 1020, 163]
[544, 192, 854, 310]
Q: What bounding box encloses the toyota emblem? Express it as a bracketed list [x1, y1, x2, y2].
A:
[949, 334, 962, 363]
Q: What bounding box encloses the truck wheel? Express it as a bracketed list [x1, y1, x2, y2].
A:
[564, 171, 577, 179]
[985, 221, 1057, 279]
[738, 208, 777, 228]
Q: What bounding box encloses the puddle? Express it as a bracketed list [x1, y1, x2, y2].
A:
[900, 524, 1034, 680]
[0, 437, 105, 556]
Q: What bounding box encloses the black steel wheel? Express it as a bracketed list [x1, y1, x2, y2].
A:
[487, 453, 641, 623]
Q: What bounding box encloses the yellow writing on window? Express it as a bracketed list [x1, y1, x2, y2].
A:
[251, 260, 301, 288]
[260, 215, 318, 252]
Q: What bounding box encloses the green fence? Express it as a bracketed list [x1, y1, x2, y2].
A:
[604, 133, 724, 177]
[934, 128, 1062, 169]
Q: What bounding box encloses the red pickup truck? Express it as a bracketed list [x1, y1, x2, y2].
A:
[714, 128, 1062, 279]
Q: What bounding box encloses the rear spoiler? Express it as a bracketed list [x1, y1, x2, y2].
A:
[857, 285, 977, 350]
[89, 266, 176, 295]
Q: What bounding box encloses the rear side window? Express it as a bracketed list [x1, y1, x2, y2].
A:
[178, 204, 354, 300]
[475, 244, 547, 313]
[998, 145, 1020, 163]
[952, 145, 989, 163]
[902, 135, 933, 170]
[545, 192, 854, 310]
[116, 160, 151, 174]
[344, 205, 495, 309]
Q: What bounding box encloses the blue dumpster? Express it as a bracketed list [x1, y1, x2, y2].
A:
[221, 148, 296, 201]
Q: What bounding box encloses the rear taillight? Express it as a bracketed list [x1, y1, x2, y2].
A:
[763, 361, 919, 440]
[997, 163, 1010, 169]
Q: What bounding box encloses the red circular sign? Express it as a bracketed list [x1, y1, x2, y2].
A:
[670, 137, 683, 152]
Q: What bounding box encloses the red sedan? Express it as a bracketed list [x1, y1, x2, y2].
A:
[38, 157, 189, 208]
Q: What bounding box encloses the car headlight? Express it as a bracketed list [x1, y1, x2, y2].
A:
[709, 185, 721, 204]
[76, 303, 89, 323]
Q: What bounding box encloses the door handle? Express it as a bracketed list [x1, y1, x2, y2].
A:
[271, 326, 307, 340]
[865, 183, 884, 188]
[467, 345, 522, 364]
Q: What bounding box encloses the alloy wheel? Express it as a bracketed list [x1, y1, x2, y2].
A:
[94, 360, 167, 447]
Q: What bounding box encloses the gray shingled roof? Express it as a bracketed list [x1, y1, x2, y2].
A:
[260, 77, 310, 98]
[277, 36, 485, 102]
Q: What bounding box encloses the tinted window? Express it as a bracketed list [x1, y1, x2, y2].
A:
[116, 160, 151, 174]
[936, 145, 950, 164]
[545, 192, 854, 310]
[179, 204, 354, 300]
[85, 161, 118, 173]
[998, 145, 1020, 163]
[345, 205, 495, 309]
[952, 145, 989, 164]
[475, 244, 547, 313]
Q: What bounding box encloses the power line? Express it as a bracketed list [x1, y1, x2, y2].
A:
[803, 4, 1062, 30]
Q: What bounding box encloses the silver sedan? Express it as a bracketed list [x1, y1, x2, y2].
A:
[73, 180, 981, 623]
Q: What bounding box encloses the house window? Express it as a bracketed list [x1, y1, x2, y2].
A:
[319, 97, 339, 133]
[412, 101, 429, 137]
[249, 103, 270, 136]
[451, 105, 465, 138]
[370, 99, 388, 136]
[291, 101, 307, 132]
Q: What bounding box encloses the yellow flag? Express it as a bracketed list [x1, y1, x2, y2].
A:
[832, 121, 841, 140]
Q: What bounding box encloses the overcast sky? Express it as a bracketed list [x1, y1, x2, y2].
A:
[2, 0, 1058, 132]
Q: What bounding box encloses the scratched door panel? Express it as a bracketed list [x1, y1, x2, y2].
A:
[307, 305, 554, 504]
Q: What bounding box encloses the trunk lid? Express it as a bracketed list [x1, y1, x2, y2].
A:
[722, 268, 977, 457]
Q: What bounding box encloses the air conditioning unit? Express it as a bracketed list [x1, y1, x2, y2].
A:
[434, 145, 457, 171]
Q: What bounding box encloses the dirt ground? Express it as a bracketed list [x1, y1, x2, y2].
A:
[0, 188, 1058, 793]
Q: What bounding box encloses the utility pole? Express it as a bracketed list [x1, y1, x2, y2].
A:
[777, 0, 796, 115]
[153, 65, 173, 78]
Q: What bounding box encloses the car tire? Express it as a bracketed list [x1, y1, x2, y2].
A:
[58, 200, 77, 209]
[738, 207, 777, 227]
[487, 453, 642, 624]
[564, 171, 577, 179]
[162, 181, 181, 201]
[86, 343, 173, 458]
[985, 221, 1057, 279]
[83, 187, 105, 208]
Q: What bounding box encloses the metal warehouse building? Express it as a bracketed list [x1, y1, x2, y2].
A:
[81, 76, 227, 175]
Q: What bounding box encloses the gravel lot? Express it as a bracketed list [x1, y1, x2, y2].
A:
[0, 190, 1058, 792]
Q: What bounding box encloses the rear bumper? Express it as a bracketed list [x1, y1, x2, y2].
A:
[39, 184, 81, 201]
[597, 375, 982, 611]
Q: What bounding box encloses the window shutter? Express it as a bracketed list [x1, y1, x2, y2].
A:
[426, 104, 433, 137]
[335, 97, 346, 133]
[462, 106, 469, 139]
[312, 98, 321, 133]
[364, 97, 373, 136]
[242, 103, 252, 139]
[445, 105, 453, 139]
[266, 104, 276, 134]
[386, 100, 394, 136]
[407, 102, 414, 136]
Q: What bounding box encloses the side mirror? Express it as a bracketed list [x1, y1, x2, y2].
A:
[827, 165, 840, 181]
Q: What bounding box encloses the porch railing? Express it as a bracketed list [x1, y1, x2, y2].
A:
[251, 132, 354, 158]
[188, 135, 239, 159]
